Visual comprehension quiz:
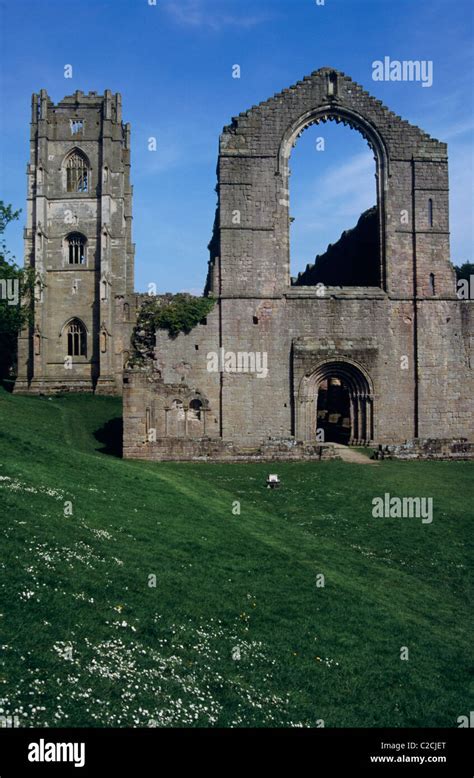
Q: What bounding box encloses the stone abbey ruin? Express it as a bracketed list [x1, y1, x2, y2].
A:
[15, 68, 474, 460]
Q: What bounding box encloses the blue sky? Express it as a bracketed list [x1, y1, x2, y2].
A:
[0, 0, 472, 292]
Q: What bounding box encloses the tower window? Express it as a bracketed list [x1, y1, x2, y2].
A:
[428, 198, 433, 228]
[327, 71, 338, 97]
[70, 120, 84, 135]
[65, 150, 89, 193]
[189, 399, 203, 421]
[429, 273, 436, 296]
[67, 233, 86, 264]
[66, 319, 86, 357]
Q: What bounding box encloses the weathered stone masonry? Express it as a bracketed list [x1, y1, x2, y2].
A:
[123, 68, 473, 460]
[14, 90, 136, 395]
[13, 72, 472, 458]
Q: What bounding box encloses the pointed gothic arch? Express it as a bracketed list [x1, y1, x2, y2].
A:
[61, 317, 88, 358]
[63, 148, 90, 193]
[278, 105, 389, 289]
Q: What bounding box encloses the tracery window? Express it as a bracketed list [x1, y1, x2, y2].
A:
[65, 151, 88, 193]
[66, 319, 86, 357]
[67, 233, 86, 265]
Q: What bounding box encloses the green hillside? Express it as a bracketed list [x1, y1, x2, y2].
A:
[0, 388, 472, 727]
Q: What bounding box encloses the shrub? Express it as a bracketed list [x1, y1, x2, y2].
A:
[130, 293, 216, 365]
[150, 293, 216, 337]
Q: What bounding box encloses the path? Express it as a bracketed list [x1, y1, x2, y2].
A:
[331, 443, 379, 465]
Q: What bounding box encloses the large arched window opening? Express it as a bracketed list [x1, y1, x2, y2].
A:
[279, 107, 387, 289]
[64, 149, 89, 193]
[65, 319, 87, 357]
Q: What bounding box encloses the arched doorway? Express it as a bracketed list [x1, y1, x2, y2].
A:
[317, 377, 351, 444]
[297, 359, 374, 445]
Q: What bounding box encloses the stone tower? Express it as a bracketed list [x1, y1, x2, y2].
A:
[14, 89, 135, 394]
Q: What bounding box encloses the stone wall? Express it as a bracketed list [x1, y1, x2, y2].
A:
[375, 439, 474, 461]
[121, 67, 473, 459]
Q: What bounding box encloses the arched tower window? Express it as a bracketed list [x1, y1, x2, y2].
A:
[189, 398, 203, 421]
[66, 319, 86, 357]
[327, 71, 338, 97]
[65, 150, 89, 193]
[67, 233, 87, 265]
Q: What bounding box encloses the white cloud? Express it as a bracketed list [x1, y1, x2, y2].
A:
[440, 119, 474, 141]
[164, 0, 270, 31]
[292, 150, 376, 235]
[313, 151, 375, 202]
[291, 144, 472, 266]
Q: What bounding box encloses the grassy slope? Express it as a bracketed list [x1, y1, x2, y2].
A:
[0, 388, 472, 728]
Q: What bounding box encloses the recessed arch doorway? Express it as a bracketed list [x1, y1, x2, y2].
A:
[297, 359, 374, 445]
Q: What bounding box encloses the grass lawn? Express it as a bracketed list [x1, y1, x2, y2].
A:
[0, 387, 472, 728]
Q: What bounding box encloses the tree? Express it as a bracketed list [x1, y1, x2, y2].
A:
[454, 262, 474, 282]
[0, 202, 33, 382]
